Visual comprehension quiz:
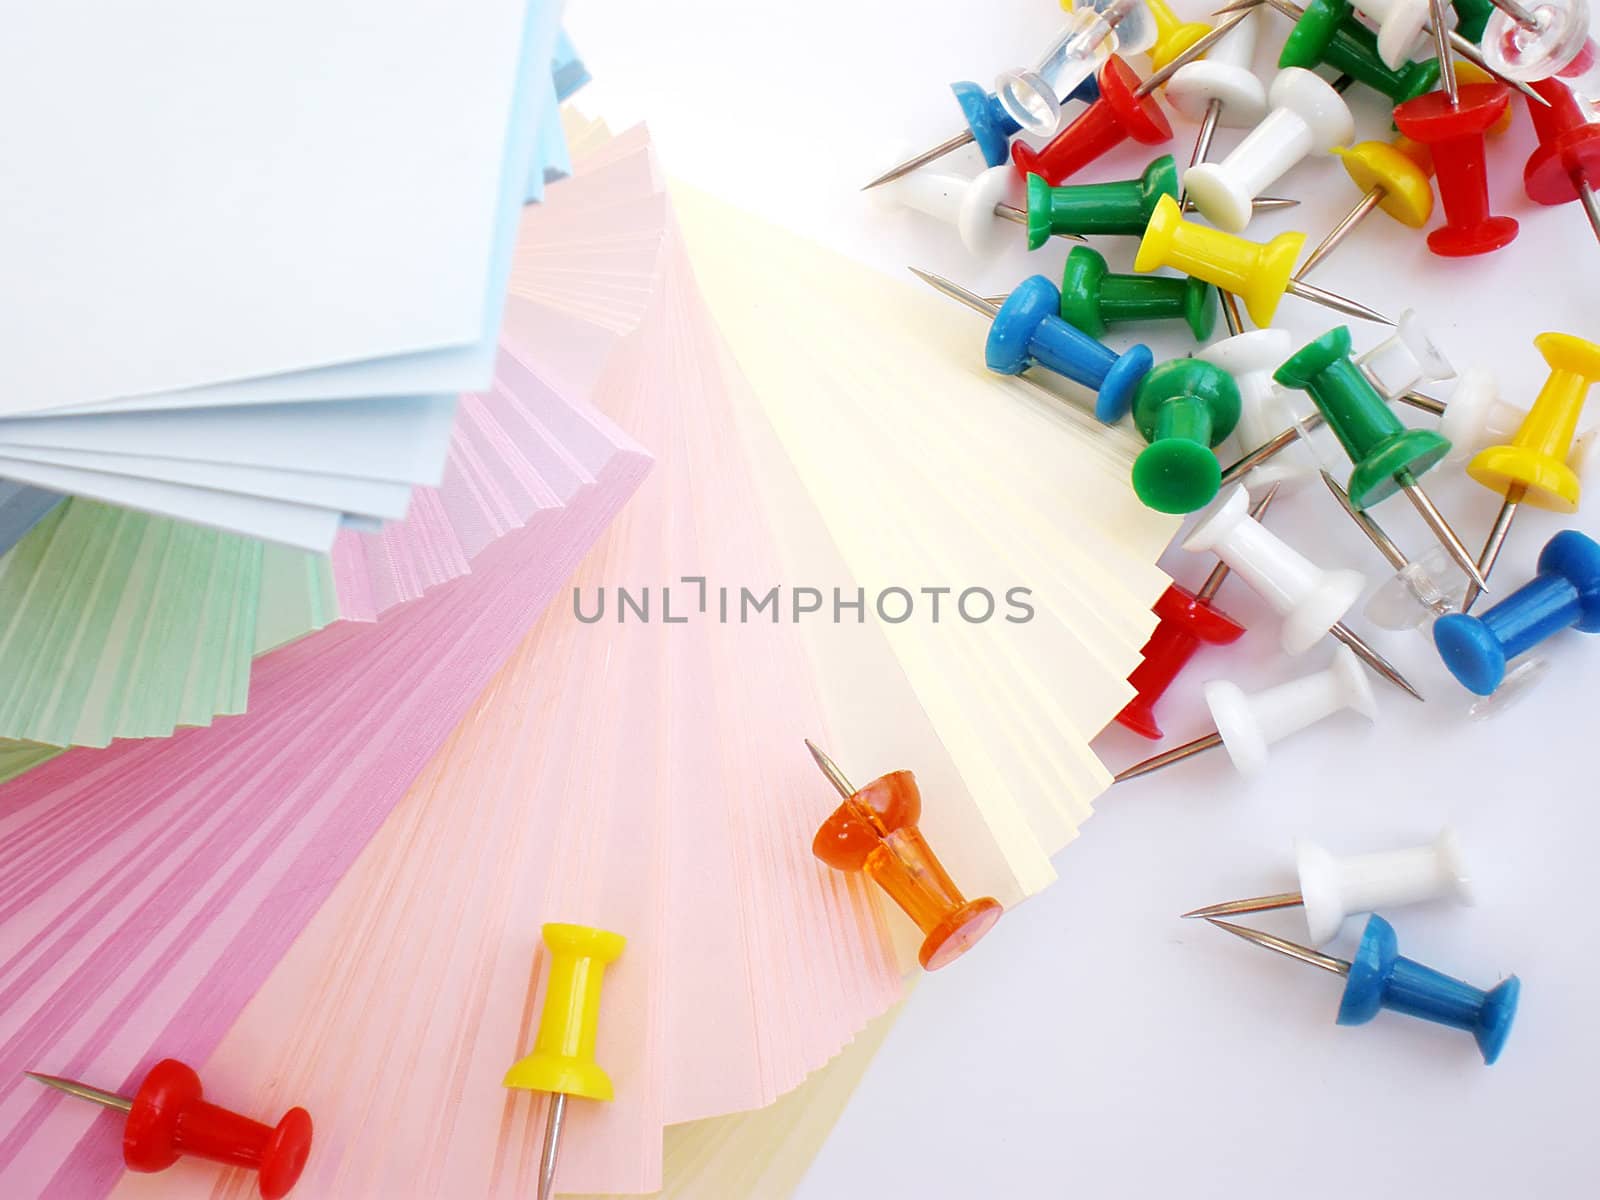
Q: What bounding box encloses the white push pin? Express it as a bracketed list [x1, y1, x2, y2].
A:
[1441, 366, 1599, 472]
[874, 163, 1041, 255]
[1184, 486, 1368, 655]
[1348, 0, 1449, 70]
[1184, 830, 1474, 945]
[1184, 67, 1355, 233]
[1357, 309, 1456, 404]
[1165, 8, 1270, 174]
[1201, 329, 1322, 486]
[1116, 646, 1378, 781]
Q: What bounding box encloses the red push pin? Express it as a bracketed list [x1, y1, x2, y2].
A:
[1523, 76, 1600, 247]
[1393, 82, 1519, 256]
[27, 1060, 312, 1199]
[1013, 55, 1173, 187]
[1116, 487, 1280, 739]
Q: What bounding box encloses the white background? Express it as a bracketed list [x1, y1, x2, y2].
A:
[569, 2, 1598, 1196]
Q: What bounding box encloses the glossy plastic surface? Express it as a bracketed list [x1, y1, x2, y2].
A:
[1349, 0, 1438, 69]
[986, 275, 1154, 422]
[1453, 0, 1496, 41]
[1358, 309, 1455, 400]
[952, 80, 1025, 169]
[1334, 138, 1436, 227]
[1145, 0, 1213, 71]
[1134, 193, 1305, 326]
[1200, 329, 1322, 485]
[1116, 584, 1247, 739]
[1279, 0, 1439, 103]
[123, 1059, 313, 1200]
[1297, 829, 1473, 945]
[1484, 0, 1600, 102]
[1523, 77, 1600, 204]
[1435, 529, 1600, 693]
[1132, 360, 1242, 512]
[1467, 332, 1600, 511]
[1184, 487, 1367, 654]
[503, 923, 626, 1101]
[882, 163, 1020, 257]
[1275, 326, 1450, 507]
[1059, 245, 1215, 339]
[1365, 546, 1468, 629]
[1207, 645, 1377, 776]
[1394, 84, 1519, 257]
[812, 769, 1001, 970]
[1026, 155, 1176, 245]
[1165, 7, 1270, 127]
[1336, 915, 1519, 1064]
[998, 5, 1128, 137]
[1012, 56, 1173, 186]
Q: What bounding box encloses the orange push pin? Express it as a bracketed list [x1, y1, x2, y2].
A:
[806, 740, 1002, 970]
[504, 923, 626, 1200]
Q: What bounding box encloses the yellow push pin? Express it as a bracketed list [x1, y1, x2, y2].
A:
[1296, 135, 1435, 279]
[504, 923, 626, 1200]
[1142, 0, 1213, 71]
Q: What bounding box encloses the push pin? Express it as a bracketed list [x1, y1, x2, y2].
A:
[1435, 529, 1600, 693]
[994, 0, 1152, 137]
[1013, 55, 1173, 186]
[861, 74, 1100, 192]
[1206, 914, 1518, 1064]
[1322, 469, 1468, 630]
[1443, 364, 1599, 469]
[1349, 0, 1445, 69]
[1453, 0, 1496, 39]
[1522, 76, 1600, 249]
[1117, 487, 1279, 739]
[877, 163, 1080, 255]
[1274, 326, 1489, 595]
[1116, 645, 1378, 782]
[1146, 0, 1216, 70]
[1185, 829, 1473, 944]
[1297, 135, 1435, 279]
[807, 740, 1002, 969]
[1023, 157, 1291, 245]
[1357, 309, 1456, 403]
[1203, 330, 1325, 487]
[1167, 7, 1270, 193]
[1484, 0, 1600, 106]
[504, 923, 625, 1200]
[1134, 194, 1393, 327]
[1394, 82, 1519, 256]
[1185, 68, 1355, 233]
[1059, 245, 1216, 340]
[1464, 333, 1600, 606]
[26, 1060, 312, 1199]
[1132, 360, 1243, 513]
[913, 269, 1154, 422]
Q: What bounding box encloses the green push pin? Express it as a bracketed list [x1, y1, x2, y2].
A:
[1058, 247, 1216, 341]
[1451, 0, 1495, 41]
[1025, 157, 1176, 246]
[1276, 327, 1492, 593]
[1279, 0, 1439, 104]
[1132, 360, 1242, 514]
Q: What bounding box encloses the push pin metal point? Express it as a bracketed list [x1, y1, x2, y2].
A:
[1296, 135, 1435, 279]
[1204, 330, 1324, 487]
[1435, 530, 1600, 694]
[1205, 914, 1519, 1064]
[1166, 6, 1270, 203]
[1013, 56, 1173, 187]
[861, 73, 1101, 192]
[1522, 76, 1600, 251]
[1185, 829, 1473, 944]
[504, 923, 626, 1200]
[1185, 67, 1356, 233]
[1274, 326, 1490, 596]
[1322, 469, 1468, 630]
[1058, 245, 1217, 340]
[27, 1061, 313, 1199]
[1116, 644, 1378, 782]
[913, 268, 1153, 422]
[995, 0, 1151, 138]
[1131, 359, 1243, 513]
[806, 740, 1002, 970]
[1116, 487, 1279, 740]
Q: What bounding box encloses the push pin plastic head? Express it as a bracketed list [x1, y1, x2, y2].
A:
[1145, 0, 1215, 70]
[1116, 645, 1377, 781]
[1357, 309, 1456, 402]
[1132, 360, 1242, 513]
[1484, 0, 1600, 104]
[876, 163, 1027, 257]
[1025, 155, 1176, 244]
[1393, 83, 1520, 256]
[1184, 486, 1367, 654]
[1118, 582, 1249, 739]
[1348, 0, 1443, 69]
[997, 0, 1150, 137]
[1013, 55, 1173, 186]
[1186, 830, 1473, 944]
[1166, 7, 1270, 129]
[1522, 76, 1600, 247]
[1435, 529, 1600, 693]
[1442, 365, 1521, 462]
[1203, 330, 1322, 487]
[1279, 0, 1441, 103]
[1297, 135, 1436, 279]
[1206, 914, 1519, 1064]
[26, 1061, 312, 1199]
[1453, 0, 1497, 40]
[1185, 68, 1355, 233]
[1059, 245, 1216, 340]
[807, 741, 1002, 969]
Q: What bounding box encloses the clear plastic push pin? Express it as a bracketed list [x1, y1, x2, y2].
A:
[1201, 329, 1327, 487]
[1349, 0, 1452, 69]
[997, 0, 1154, 137]
[1484, 0, 1600, 104]
[1357, 309, 1456, 403]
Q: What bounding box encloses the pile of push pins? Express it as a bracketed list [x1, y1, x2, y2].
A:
[844, 0, 1600, 1066]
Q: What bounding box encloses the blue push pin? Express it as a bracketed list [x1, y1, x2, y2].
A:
[913, 269, 1154, 423]
[1208, 914, 1519, 1065]
[863, 76, 1100, 190]
[1434, 530, 1600, 696]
